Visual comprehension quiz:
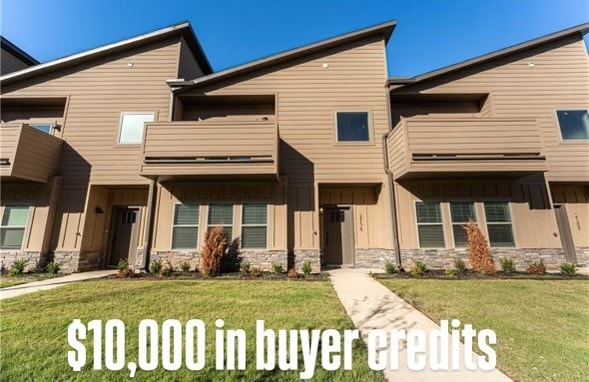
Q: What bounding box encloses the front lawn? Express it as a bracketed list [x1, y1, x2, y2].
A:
[0, 274, 62, 288]
[1, 280, 383, 381]
[380, 279, 589, 382]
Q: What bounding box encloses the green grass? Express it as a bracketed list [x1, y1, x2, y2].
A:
[0, 274, 61, 288]
[1, 280, 383, 381]
[379, 279, 589, 382]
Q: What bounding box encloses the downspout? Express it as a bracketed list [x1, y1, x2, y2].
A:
[143, 178, 157, 272]
[382, 87, 403, 269]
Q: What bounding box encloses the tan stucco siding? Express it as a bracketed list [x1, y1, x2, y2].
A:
[396, 178, 562, 249]
[2, 38, 182, 187]
[394, 36, 589, 182]
[183, 36, 390, 184]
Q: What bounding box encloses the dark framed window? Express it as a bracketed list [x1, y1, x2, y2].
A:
[450, 202, 477, 247]
[416, 202, 445, 248]
[172, 204, 199, 249]
[336, 112, 370, 142]
[484, 202, 515, 247]
[241, 204, 268, 248]
[208, 204, 233, 240]
[556, 110, 589, 140]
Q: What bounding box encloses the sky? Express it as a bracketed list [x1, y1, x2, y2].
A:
[1, 0, 588, 78]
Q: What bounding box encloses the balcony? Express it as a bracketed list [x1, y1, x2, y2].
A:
[387, 118, 547, 179]
[141, 121, 279, 181]
[0, 123, 63, 183]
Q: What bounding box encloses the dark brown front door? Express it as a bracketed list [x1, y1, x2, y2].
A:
[323, 206, 355, 265]
[109, 207, 140, 266]
[554, 205, 577, 263]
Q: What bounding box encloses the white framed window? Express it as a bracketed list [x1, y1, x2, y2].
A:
[241, 204, 268, 249]
[335, 111, 371, 143]
[171, 204, 200, 249]
[556, 110, 589, 140]
[450, 202, 477, 248]
[118, 113, 156, 144]
[0, 205, 31, 250]
[208, 204, 234, 241]
[484, 202, 515, 247]
[415, 202, 445, 248]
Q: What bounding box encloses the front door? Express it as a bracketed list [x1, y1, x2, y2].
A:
[554, 205, 578, 263]
[323, 206, 355, 266]
[109, 207, 140, 266]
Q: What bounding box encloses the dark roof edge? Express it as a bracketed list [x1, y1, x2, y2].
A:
[388, 22, 589, 89]
[0, 21, 212, 86]
[1, 36, 39, 66]
[170, 20, 397, 91]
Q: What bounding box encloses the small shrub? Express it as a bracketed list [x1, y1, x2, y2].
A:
[180, 261, 191, 273]
[445, 268, 457, 278]
[464, 221, 496, 274]
[46, 262, 60, 274]
[273, 263, 284, 274]
[384, 261, 398, 274]
[500, 258, 516, 274]
[251, 267, 263, 278]
[117, 259, 129, 272]
[159, 262, 173, 277]
[150, 259, 163, 275]
[302, 261, 312, 276]
[240, 261, 252, 275]
[560, 262, 578, 275]
[287, 268, 299, 279]
[527, 260, 547, 275]
[454, 258, 467, 274]
[200, 226, 228, 277]
[8, 259, 29, 276]
[410, 261, 428, 277]
[117, 268, 134, 279]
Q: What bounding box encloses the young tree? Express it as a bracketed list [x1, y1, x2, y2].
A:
[464, 220, 496, 274]
[200, 226, 228, 277]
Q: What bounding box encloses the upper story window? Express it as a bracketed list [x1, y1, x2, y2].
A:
[118, 113, 155, 144]
[415, 202, 445, 248]
[30, 124, 52, 134]
[556, 110, 589, 140]
[1, 205, 30, 249]
[336, 112, 371, 142]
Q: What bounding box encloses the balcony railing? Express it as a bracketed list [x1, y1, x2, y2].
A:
[141, 121, 279, 180]
[387, 118, 547, 179]
[0, 123, 63, 183]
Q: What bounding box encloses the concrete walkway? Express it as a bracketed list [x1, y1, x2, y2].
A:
[329, 268, 511, 382]
[0, 270, 116, 300]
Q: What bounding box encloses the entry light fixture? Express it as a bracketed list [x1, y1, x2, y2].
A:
[95, 206, 104, 214]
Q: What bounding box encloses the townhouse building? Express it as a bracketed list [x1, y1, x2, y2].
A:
[1, 21, 587, 273]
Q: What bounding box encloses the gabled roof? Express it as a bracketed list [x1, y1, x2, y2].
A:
[170, 20, 397, 92]
[0, 22, 212, 86]
[388, 22, 589, 89]
[1, 36, 39, 66]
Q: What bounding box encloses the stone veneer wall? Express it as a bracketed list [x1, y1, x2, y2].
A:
[53, 251, 102, 273]
[353, 247, 588, 271]
[148, 249, 322, 273]
[0, 251, 44, 272]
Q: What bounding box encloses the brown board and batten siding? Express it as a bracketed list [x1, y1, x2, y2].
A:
[1, 37, 183, 187]
[391, 34, 589, 182]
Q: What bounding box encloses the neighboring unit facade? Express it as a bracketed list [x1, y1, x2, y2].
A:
[1, 21, 587, 273]
[1, 37, 39, 76]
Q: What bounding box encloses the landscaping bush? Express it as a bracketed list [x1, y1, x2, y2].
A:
[500, 258, 516, 274]
[200, 226, 228, 277]
[302, 261, 312, 276]
[240, 261, 251, 275]
[445, 268, 457, 278]
[560, 262, 578, 275]
[527, 260, 547, 275]
[116, 259, 129, 272]
[410, 261, 428, 277]
[251, 267, 263, 278]
[116, 259, 133, 279]
[273, 263, 284, 274]
[180, 261, 191, 273]
[384, 261, 398, 274]
[287, 268, 299, 279]
[454, 258, 467, 274]
[159, 262, 173, 277]
[8, 259, 29, 276]
[150, 259, 163, 275]
[46, 262, 60, 274]
[464, 221, 496, 274]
